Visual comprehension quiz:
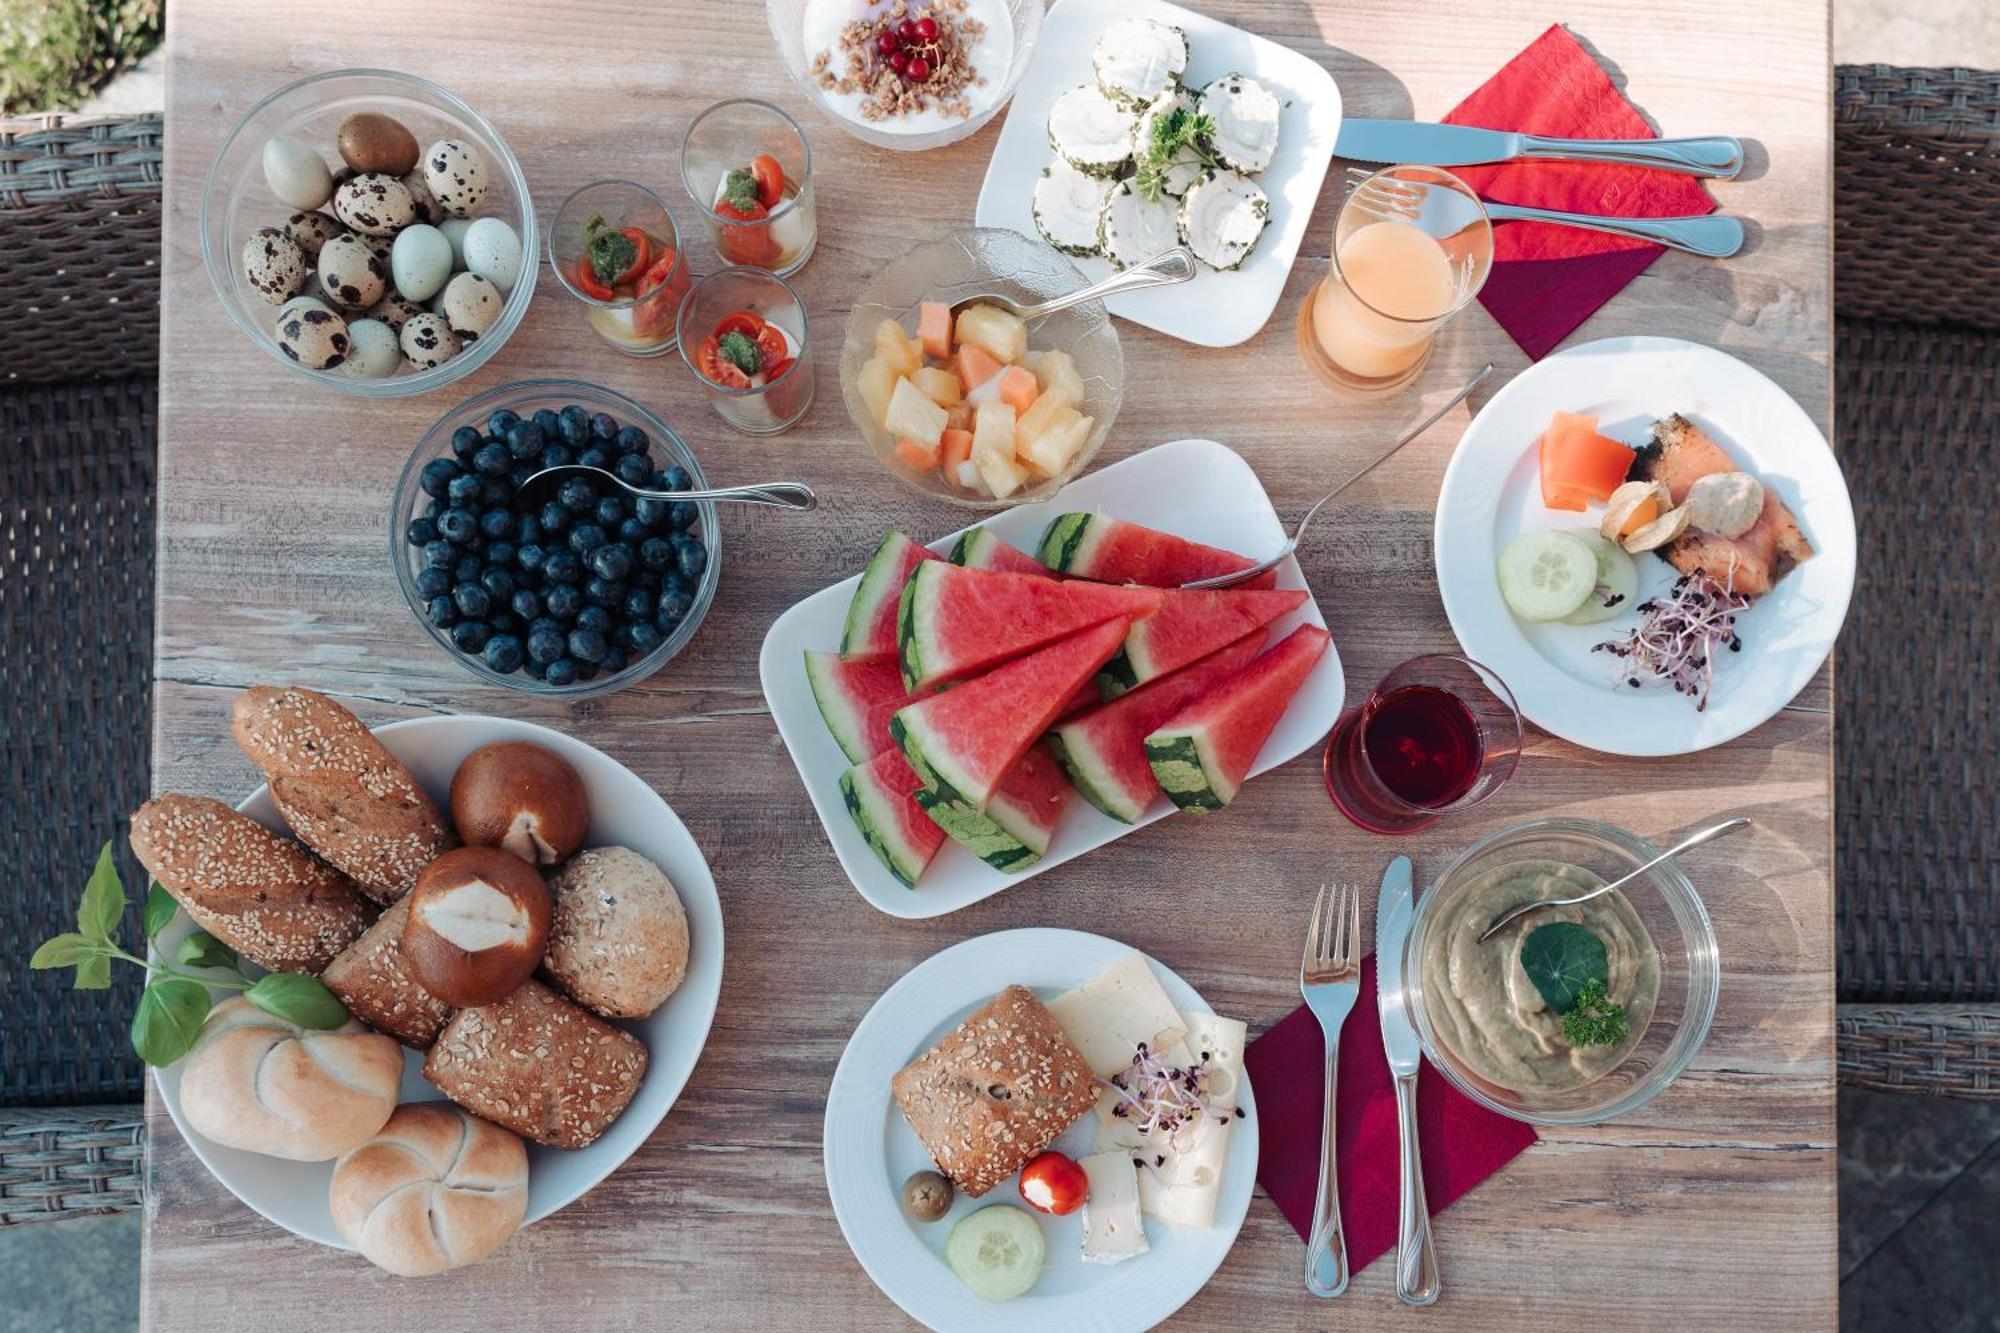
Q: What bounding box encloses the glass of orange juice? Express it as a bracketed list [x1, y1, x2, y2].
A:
[1299, 165, 1494, 394]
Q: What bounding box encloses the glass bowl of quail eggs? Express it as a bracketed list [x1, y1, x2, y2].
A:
[201, 69, 536, 396]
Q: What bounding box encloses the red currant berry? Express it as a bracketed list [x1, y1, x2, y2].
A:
[897, 17, 919, 40]
[905, 55, 931, 82]
[875, 30, 900, 56]
[887, 49, 910, 73]
[914, 16, 939, 41]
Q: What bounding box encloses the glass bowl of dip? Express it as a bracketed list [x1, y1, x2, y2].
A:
[1402, 817, 1720, 1125]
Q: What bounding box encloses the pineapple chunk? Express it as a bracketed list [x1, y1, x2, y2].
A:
[1014, 390, 1074, 455]
[954, 303, 1028, 365]
[874, 318, 923, 377]
[883, 376, 948, 447]
[1021, 409, 1094, 478]
[944, 400, 973, 433]
[1033, 348, 1086, 407]
[910, 365, 962, 408]
[971, 402, 1025, 498]
[856, 355, 898, 429]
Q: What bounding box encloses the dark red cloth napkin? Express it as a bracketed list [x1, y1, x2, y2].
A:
[1439, 24, 1718, 360]
[1244, 954, 1537, 1271]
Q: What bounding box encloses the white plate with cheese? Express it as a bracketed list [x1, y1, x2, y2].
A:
[823, 928, 1256, 1332]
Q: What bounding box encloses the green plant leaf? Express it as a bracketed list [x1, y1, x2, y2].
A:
[73, 953, 112, 990]
[173, 931, 237, 972]
[244, 973, 348, 1030]
[143, 882, 178, 938]
[29, 932, 101, 969]
[1518, 922, 1609, 1013]
[77, 841, 126, 943]
[131, 977, 211, 1066]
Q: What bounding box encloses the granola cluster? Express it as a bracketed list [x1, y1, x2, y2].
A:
[809, 0, 989, 124]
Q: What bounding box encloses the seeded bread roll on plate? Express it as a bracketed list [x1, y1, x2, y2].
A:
[320, 896, 454, 1048]
[544, 846, 689, 1019]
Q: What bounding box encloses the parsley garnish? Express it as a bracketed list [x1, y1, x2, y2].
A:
[721, 168, 761, 211]
[1135, 108, 1219, 202]
[1561, 977, 1630, 1047]
[717, 330, 762, 375]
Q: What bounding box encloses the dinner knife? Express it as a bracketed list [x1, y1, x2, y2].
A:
[1376, 855, 1441, 1306]
[1336, 118, 1744, 179]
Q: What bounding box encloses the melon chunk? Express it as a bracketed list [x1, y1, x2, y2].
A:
[1020, 408, 1093, 478]
[856, 355, 898, 429]
[911, 365, 962, 407]
[885, 377, 948, 448]
[954, 303, 1028, 365]
[971, 401, 1023, 498]
[955, 343, 1004, 393]
[874, 318, 923, 377]
[916, 301, 953, 360]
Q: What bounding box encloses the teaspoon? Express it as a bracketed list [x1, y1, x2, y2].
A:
[1476, 817, 1751, 943]
[517, 463, 816, 512]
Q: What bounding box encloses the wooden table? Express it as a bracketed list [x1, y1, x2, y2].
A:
[144, 0, 1835, 1327]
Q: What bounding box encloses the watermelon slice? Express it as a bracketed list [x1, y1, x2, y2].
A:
[839, 749, 948, 887]
[1099, 586, 1308, 696]
[1144, 624, 1332, 812]
[1047, 631, 1265, 822]
[804, 650, 927, 764]
[840, 532, 941, 661]
[949, 525, 1054, 577]
[1036, 512, 1276, 588]
[892, 617, 1131, 812]
[897, 562, 1163, 693]
[915, 742, 1072, 872]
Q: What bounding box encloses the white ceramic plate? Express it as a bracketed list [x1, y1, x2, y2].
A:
[824, 928, 1257, 1333]
[759, 438, 1346, 918]
[1434, 336, 1855, 756]
[152, 714, 725, 1249]
[973, 0, 1342, 347]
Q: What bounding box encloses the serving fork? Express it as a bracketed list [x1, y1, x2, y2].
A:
[1348, 168, 1746, 259]
[1299, 881, 1365, 1299]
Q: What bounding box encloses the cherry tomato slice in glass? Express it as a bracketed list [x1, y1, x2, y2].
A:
[753, 323, 789, 367]
[632, 251, 685, 340]
[694, 334, 751, 389]
[715, 311, 767, 341]
[750, 154, 785, 209]
[574, 257, 614, 302]
[1017, 1151, 1088, 1216]
[609, 227, 652, 287]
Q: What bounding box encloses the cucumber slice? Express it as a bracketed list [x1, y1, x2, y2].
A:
[944, 1205, 1046, 1302]
[1497, 530, 1598, 622]
[1558, 528, 1639, 625]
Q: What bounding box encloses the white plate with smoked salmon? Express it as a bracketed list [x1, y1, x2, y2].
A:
[1434, 336, 1854, 757]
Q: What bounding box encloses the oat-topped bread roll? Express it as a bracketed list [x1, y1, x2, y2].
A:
[544, 846, 690, 1020]
[130, 794, 375, 973]
[330, 1103, 527, 1277]
[891, 984, 1098, 1197]
[321, 897, 454, 1049]
[423, 978, 648, 1150]
[230, 685, 456, 903]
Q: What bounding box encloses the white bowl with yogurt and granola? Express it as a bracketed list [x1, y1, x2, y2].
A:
[768, 0, 1044, 151]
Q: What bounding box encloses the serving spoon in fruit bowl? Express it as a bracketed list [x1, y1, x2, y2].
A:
[516, 464, 817, 512]
[946, 246, 1198, 325]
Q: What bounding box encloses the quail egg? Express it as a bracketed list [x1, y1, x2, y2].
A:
[422, 139, 488, 217]
[366, 293, 424, 331]
[242, 227, 308, 304]
[333, 172, 416, 237]
[317, 232, 387, 309]
[440, 272, 502, 341]
[338, 318, 402, 379]
[277, 294, 332, 323]
[275, 306, 350, 370]
[337, 112, 420, 176]
[402, 169, 446, 225]
[438, 217, 474, 269]
[400, 311, 460, 369]
[282, 210, 343, 259]
[461, 217, 523, 293]
[261, 135, 333, 210]
[390, 224, 454, 303]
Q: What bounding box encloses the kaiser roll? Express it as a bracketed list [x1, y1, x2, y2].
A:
[178, 996, 401, 1160]
[330, 1103, 528, 1277]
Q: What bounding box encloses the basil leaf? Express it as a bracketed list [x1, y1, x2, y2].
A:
[174, 931, 237, 972]
[244, 973, 348, 1030]
[1518, 922, 1609, 1013]
[73, 953, 112, 991]
[29, 932, 101, 969]
[131, 977, 211, 1066]
[77, 841, 126, 943]
[143, 882, 179, 939]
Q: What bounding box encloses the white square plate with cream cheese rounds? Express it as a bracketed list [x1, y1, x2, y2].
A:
[974, 0, 1342, 346]
[824, 928, 1257, 1333]
[1435, 336, 1855, 757]
[757, 438, 1346, 919]
[150, 714, 725, 1248]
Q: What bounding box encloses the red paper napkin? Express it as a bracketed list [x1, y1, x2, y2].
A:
[1244, 954, 1537, 1271]
[1440, 24, 1718, 360]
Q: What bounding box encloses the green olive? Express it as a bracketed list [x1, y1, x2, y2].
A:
[902, 1169, 953, 1222]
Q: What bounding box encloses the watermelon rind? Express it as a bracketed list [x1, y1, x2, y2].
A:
[804, 650, 910, 764]
[1035, 511, 1269, 587]
[840, 531, 932, 661]
[915, 744, 1072, 872]
[1143, 624, 1332, 813]
[839, 752, 945, 887]
[949, 526, 1051, 576]
[1100, 587, 1307, 697]
[1036, 512, 1096, 573]
[889, 711, 978, 811]
[1044, 729, 1130, 822]
[1143, 731, 1236, 812]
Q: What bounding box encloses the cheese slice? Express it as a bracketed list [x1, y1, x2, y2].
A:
[1137, 1114, 1232, 1229]
[1047, 952, 1187, 1078]
[1079, 1151, 1149, 1263]
[1180, 1011, 1248, 1110]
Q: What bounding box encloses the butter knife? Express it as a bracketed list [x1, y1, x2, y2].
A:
[1376, 855, 1441, 1306]
[1336, 118, 1743, 179]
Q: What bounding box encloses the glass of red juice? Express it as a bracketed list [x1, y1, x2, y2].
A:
[1323, 654, 1522, 833]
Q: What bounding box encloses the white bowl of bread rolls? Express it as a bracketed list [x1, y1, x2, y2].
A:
[135, 685, 723, 1272]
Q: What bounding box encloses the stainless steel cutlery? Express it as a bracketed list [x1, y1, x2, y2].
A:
[1337, 118, 1743, 178]
[1376, 855, 1441, 1306]
[1298, 882, 1365, 1298]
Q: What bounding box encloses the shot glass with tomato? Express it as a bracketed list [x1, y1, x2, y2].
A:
[680, 99, 817, 278]
[549, 180, 693, 357]
[676, 267, 815, 436]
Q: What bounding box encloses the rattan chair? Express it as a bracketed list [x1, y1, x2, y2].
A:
[0, 112, 160, 1222]
[1833, 67, 2000, 1097]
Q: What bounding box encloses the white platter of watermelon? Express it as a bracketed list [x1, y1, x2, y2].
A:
[758, 437, 1345, 918]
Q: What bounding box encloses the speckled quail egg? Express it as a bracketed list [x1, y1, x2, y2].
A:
[440, 272, 502, 341]
[338, 318, 402, 379]
[366, 293, 424, 331]
[422, 139, 488, 217]
[277, 294, 332, 323]
[461, 217, 523, 293]
[275, 306, 350, 370]
[400, 311, 460, 369]
[282, 210, 343, 259]
[332, 172, 416, 237]
[438, 217, 474, 268]
[242, 227, 308, 304]
[401, 169, 447, 225]
[390, 224, 454, 302]
[261, 135, 333, 210]
[317, 232, 387, 309]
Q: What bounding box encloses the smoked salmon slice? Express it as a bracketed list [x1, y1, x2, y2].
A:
[1629, 414, 1814, 599]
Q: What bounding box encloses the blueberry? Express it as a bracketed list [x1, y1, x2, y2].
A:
[423, 539, 456, 569]
[415, 566, 452, 599]
[453, 553, 483, 583]
[529, 407, 558, 436]
[568, 522, 606, 555]
[634, 496, 670, 529]
[450, 425, 484, 459]
[470, 441, 508, 477]
[627, 620, 665, 654]
[406, 516, 437, 546]
[453, 583, 492, 619]
[538, 500, 572, 534]
[621, 587, 655, 621]
[527, 626, 566, 665]
[515, 512, 542, 546]
[480, 567, 516, 600]
[507, 420, 545, 460]
[669, 500, 698, 530]
[589, 411, 618, 440]
[479, 507, 516, 541]
[584, 576, 626, 607]
[544, 583, 582, 619]
[599, 648, 629, 675]
[576, 605, 613, 635]
[510, 588, 542, 621]
[426, 594, 458, 627]
[567, 627, 607, 663]
[615, 452, 652, 487]
[591, 543, 633, 581]
[488, 409, 521, 436]
[538, 442, 574, 469]
[661, 464, 693, 492]
[639, 536, 675, 571]
[489, 610, 520, 635]
[439, 477, 477, 512]
[516, 543, 546, 576]
[614, 425, 650, 455]
[673, 533, 708, 580]
[594, 496, 627, 529]
[616, 517, 648, 544]
[558, 404, 591, 445]
[575, 660, 601, 682]
[423, 497, 445, 521]
[545, 657, 580, 686]
[631, 566, 661, 592]
[419, 457, 462, 499]
[509, 464, 536, 492]
[522, 658, 548, 681]
[486, 540, 517, 569]
[438, 508, 477, 545]
[558, 478, 596, 513]
[479, 477, 510, 507]
[451, 620, 491, 653]
[577, 445, 613, 471]
[542, 549, 583, 584]
[657, 585, 694, 626]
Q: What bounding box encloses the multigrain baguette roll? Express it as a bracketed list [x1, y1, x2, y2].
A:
[423, 979, 648, 1149]
[321, 897, 454, 1049]
[129, 794, 376, 973]
[230, 685, 456, 903]
[330, 1103, 527, 1277]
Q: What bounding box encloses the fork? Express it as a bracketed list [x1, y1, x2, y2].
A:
[1299, 881, 1365, 1299]
[1347, 168, 1746, 259]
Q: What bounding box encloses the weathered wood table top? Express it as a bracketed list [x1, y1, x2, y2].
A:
[144, 0, 1835, 1327]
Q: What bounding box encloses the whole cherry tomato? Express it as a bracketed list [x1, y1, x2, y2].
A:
[1018, 1151, 1088, 1216]
[750, 154, 786, 209]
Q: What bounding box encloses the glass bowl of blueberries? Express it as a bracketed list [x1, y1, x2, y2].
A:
[391, 378, 719, 696]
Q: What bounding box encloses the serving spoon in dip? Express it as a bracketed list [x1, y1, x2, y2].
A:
[1476, 817, 1751, 943]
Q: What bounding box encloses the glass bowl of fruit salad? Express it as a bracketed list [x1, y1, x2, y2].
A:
[390, 379, 721, 697]
[840, 226, 1122, 507]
